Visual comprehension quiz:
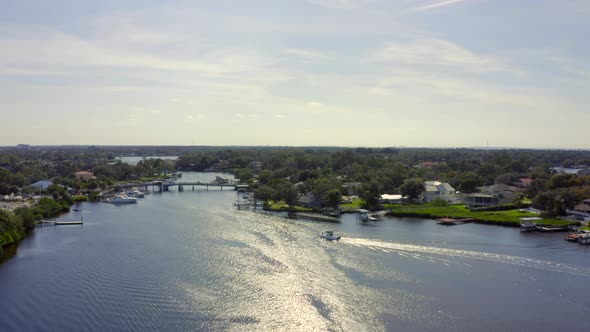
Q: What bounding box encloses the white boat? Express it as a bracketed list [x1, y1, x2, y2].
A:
[108, 195, 137, 204]
[368, 214, 379, 221]
[127, 189, 145, 198]
[320, 231, 341, 241]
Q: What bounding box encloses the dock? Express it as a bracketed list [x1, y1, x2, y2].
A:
[436, 218, 473, 225]
[37, 220, 83, 226]
[233, 200, 264, 210]
[292, 212, 340, 223]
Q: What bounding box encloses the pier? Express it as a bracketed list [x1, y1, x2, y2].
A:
[37, 220, 83, 226]
[233, 200, 264, 210]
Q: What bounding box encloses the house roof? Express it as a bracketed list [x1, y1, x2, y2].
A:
[478, 184, 521, 194]
[424, 181, 455, 193]
[30, 180, 53, 189]
[574, 204, 590, 213]
[425, 185, 439, 192]
[519, 178, 533, 185]
[75, 171, 93, 175]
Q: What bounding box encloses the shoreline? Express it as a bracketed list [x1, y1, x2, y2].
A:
[387, 210, 579, 228]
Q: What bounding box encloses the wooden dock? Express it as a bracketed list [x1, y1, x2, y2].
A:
[436, 218, 473, 225]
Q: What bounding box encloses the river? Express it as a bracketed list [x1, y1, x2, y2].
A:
[1, 172, 589, 331]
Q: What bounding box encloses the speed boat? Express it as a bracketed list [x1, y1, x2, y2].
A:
[320, 231, 341, 241]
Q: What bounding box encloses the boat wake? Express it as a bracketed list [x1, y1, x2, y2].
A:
[342, 237, 590, 277]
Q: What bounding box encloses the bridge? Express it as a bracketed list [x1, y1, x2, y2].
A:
[112, 181, 249, 192]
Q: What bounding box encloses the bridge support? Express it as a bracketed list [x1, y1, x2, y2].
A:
[179, 184, 183, 192]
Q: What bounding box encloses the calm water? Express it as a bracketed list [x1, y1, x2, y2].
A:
[1, 173, 590, 331]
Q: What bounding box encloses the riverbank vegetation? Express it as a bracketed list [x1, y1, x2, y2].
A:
[3, 146, 590, 220]
[0, 207, 36, 257]
[388, 204, 574, 227]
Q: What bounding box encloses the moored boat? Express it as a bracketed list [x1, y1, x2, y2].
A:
[108, 195, 138, 204]
[564, 232, 581, 242]
[127, 189, 145, 198]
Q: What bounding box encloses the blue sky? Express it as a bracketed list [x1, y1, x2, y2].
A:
[1, 0, 589, 148]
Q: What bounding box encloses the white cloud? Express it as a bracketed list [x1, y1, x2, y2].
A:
[371, 38, 512, 73]
[307, 101, 325, 108]
[282, 48, 328, 60]
[0, 26, 276, 75]
[412, 0, 468, 11]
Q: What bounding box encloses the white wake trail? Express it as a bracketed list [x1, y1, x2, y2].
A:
[342, 237, 590, 277]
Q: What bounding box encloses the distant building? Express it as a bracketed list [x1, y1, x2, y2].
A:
[517, 178, 533, 187]
[415, 161, 441, 169]
[550, 166, 590, 175]
[75, 171, 95, 181]
[379, 194, 405, 204]
[29, 180, 53, 191]
[247, 161, 263, 170]
[422, 181, 456, 203]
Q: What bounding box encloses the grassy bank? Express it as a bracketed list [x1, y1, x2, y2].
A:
[388, 204, 576, 227]
[266, 200, 313, 212]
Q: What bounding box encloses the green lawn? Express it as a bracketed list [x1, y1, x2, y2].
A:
[340, 199, 365, 211]
[389, 204, 576, 227]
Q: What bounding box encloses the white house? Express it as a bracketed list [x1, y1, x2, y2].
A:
[422, 181, 456, 203]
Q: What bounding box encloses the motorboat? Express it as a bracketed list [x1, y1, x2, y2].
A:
[368, 214, 379, 221]
[108, 195, 138, 204]
[127, 189, 145, 198]
[320, 231, 341, 241]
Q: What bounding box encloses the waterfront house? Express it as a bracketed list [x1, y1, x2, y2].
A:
[462, 184, 522, 208]
[566, 199, 590, 223]
[421, 181, 456, 203]
[297, 192, 320, 208]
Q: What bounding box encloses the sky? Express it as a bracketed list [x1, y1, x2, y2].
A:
[0, 0, 589, 148]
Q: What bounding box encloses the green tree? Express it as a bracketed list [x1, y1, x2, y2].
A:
[400, 178, 424, 201]
[14, 207, 35, 229]
[360, 180, 381, 207]
[456, 171, 484, 193]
